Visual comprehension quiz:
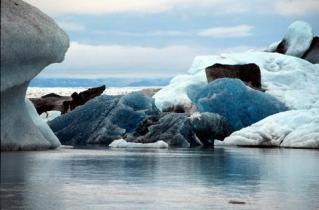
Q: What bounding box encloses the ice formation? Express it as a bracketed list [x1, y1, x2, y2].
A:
[153, 21, 318, 148]
[224, 109, 319, 149]
[40, 111, 61, 122]
[153, 71, 207, 110]
[189, 79, 287, 130]
[1, 0, 69, 150]
[154, 52, 319, 110]
[190, 112, 233, 145]
[127, 112, 233, 147]
[282, 21, 313, 57]
[109, 139, 168, 148]
[49, 93, 160, 146]
[129, 112, 200, 148]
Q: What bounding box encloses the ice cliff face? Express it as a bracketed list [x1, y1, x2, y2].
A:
[1, 0, 69, 150]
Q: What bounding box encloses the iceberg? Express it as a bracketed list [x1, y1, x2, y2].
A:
[1, 0, 69, 151]
[49, 93, 160, 146]
[190, 112, 233, 145]
[224, 109, 319, 149]
[188, 79, 287, 130]
[128, 112, 233, 147]
[154, 52, 319, 110]
[109, 139, 168, 149]
[130, 113, 198, 148]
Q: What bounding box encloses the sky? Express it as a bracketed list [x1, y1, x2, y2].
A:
[25, 0, 319, 78]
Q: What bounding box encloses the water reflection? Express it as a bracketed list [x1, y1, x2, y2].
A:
[1, 148, 319, 210]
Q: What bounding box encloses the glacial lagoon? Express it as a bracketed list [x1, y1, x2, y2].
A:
[1, 147, 319, 210]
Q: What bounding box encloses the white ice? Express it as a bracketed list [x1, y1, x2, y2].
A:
[1, 0, 69, 150]
[283, 21, 313, 57]
[40, 111, 61, 122]
[109, 139, 169, 149]
[223, 109, 319, 149]
[153, 71, 207, 110]
[27, 99, 61, 148]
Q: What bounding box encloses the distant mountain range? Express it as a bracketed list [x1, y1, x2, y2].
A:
[29, 77, 171, 87]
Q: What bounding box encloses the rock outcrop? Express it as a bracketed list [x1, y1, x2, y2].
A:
[1, 0, 69, 150]
[205, 63, 262, 90]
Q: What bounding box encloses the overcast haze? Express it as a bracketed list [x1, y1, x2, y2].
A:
[25, 0, 319, 78]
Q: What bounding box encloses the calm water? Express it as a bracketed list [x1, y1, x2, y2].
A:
[1, 147, 319, 210]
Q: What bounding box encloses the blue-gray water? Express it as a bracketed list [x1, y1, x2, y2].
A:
[1, 147, 319, 210]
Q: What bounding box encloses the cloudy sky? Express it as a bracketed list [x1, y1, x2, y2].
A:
[25, 0, 319, 78]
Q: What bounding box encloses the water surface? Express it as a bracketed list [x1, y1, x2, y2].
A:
[1, 147, 319, 210]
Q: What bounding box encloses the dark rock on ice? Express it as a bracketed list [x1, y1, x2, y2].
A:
[162, 103, 196, 114]
[205, 63, 262, 90]
[30, 85, 106, 115]
[69, 85, 106, 111]
[275, 39, 288, 54]
[302, 36, 319, 64]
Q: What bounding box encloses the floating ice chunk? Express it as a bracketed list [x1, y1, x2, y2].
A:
[109, 139, 168, 148]
[1, 0, 69, 151]
[49, 93, 160, 146]
[224, 109, 319, 149]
